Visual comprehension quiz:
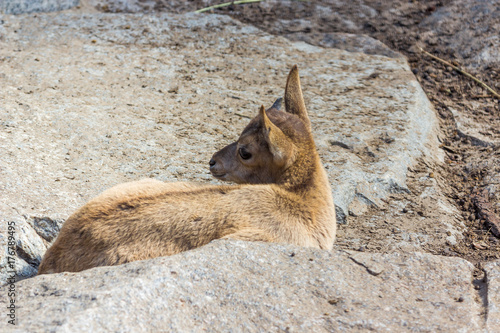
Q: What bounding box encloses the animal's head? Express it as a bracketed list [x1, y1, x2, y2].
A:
[209, 65, 316, 185]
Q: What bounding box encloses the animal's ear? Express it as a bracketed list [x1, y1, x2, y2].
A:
[259, 105, 296, 167]
[268, 97, 282, 111]
[285, 65, 311, 129]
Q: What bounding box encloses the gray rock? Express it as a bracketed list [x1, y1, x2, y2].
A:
[485, 260, 500, 331]
[27, 217, 64, 243]
[0, 0, 79, 14]
[288, 32, 404, 59]
[0, 12, 441, 278]
[15, 219, 46, 267]
[0, 212, 42, 285]
[87, 0, 156, 13]
[449, 106, 499, 147]
[420, 0, 500, 70]
[0, 241, 484, 332]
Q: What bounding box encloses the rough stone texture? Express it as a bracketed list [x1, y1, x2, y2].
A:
[0, 215, 40, 281]
[486, 260, 500, 331]
[0, 241, 484, 332]
[85, 0, 499, 72]
[449, 107, 499, 147]
[289, 32, 404, 60]
[419, 0, 500, 71]
[0, 11, 443, 282]
[27, 217, 63, 243]
[0, 0, 79, 14]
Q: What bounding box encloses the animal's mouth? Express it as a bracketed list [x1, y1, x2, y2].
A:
[211, 172, 226, 179]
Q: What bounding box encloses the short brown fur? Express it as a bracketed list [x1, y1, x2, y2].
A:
[38, 66, 337, 274]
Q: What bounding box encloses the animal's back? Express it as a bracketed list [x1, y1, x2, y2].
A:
[38, 179, 230, 273]
[38, 179, 323, 274]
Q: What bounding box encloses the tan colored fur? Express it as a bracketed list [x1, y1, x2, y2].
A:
[38, 66, 336, 274]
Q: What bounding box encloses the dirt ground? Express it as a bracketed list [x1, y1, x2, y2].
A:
[92, 0, 500, 266]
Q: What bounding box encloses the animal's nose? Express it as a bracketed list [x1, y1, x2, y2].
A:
[209, 158, 216, 167]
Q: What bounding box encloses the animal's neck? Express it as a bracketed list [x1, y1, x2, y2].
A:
[277, 149, 328, 198]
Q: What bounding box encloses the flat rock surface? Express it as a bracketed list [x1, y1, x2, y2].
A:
[0, 240, 486, 332]
[0, 11, 443, 281]
[486, 261, 500, 331]
[0, 0, 79, 14]
[0, 12, 438, 219]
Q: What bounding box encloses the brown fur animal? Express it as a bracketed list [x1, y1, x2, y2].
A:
[38, 66, 336, 274]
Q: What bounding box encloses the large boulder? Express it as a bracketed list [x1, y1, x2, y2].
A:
[0, 240, 489, 332]
[0, 11, 443, 282]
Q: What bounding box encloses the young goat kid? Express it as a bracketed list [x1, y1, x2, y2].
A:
[38, 66, 337, 274]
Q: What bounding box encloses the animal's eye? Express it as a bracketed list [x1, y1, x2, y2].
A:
[239, 147, 252, 160]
